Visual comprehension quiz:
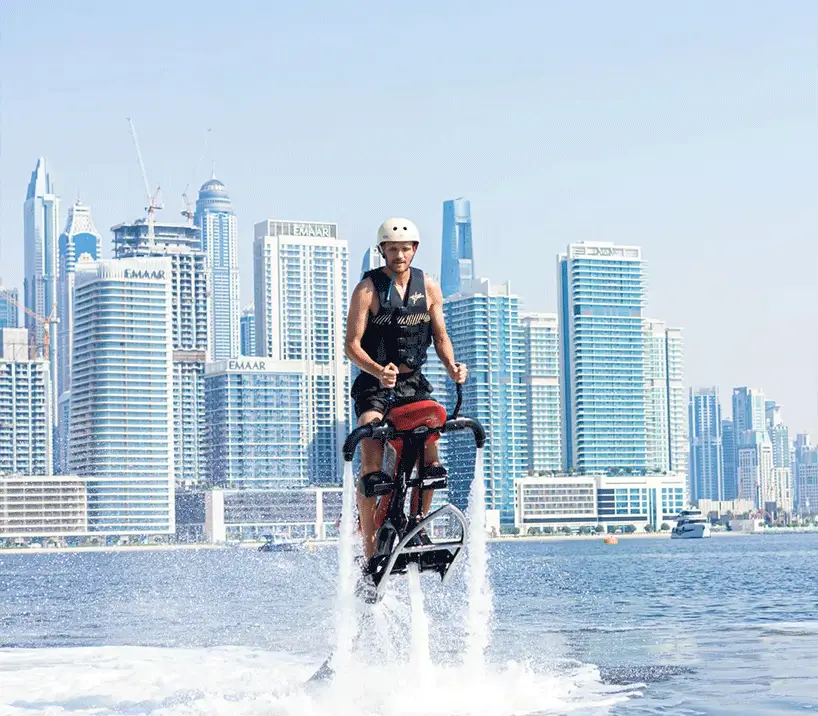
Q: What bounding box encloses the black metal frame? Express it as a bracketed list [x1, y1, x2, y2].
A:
[343, 382, 486, 599]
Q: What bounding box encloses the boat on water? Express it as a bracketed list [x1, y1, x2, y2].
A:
[671, 509, 711, 539]
[258, 534, 303, 552]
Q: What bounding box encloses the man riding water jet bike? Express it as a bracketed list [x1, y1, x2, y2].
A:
[344, 218, 485, 604]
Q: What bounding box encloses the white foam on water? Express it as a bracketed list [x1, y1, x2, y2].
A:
[332, 461, 359, 673]
[465, 447, 493, 671]
[0, 646, 639, 716]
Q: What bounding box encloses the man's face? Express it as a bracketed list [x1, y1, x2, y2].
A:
[380, 242, 417, 273]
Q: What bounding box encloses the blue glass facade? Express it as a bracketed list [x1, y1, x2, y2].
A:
[70, 258, 174, 534]
[689, 387, 724, 502]
[205, 361, 307, 488]
[443, 279, 527, 527]
[440, 198, 474, 298]
[559, 243, 646, 473]
[240, 305, 256, 357]
[196, 177, 240, 360]
[0, 286, 19, 329]
[721, 419, 737, 500]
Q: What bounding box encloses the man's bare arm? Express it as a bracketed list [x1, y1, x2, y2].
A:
[345, 279, 390, 379]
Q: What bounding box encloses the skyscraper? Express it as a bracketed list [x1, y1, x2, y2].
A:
[0, 328, 53, 476]
[440, 198, 474, 298]
[665, 327, 687, 477]
[689, 387, 724, 502]
[57, 201, 102, 400]
[558, 242, 646, 473]
[56, 202, 102, 473]
[112, 220, 209, 487]
[643, 320, 687, 484]
[443, 278, 527, 527]
[23, 158, 60, 454]
[253, 220, 350, 483]
[195, 175, 240, 360]
[732, 387, 766, 437]
[360, 246, 385, 279]
[765, 401, 790, 468]
[722, 419, 737, 499]
[0, 284, 19, 329]
[70, 258, 175, 533]
[521, 312, 561, 472]
[240, 304, 256, 357]
[737, 429, 777, 509]
[643, 319, 670, 472]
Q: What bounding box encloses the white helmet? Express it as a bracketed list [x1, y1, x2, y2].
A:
[377, 218, 420, 246]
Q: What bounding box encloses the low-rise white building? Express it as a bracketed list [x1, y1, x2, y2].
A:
[0, 474, 87, 537]
[176, 487, 343, 543]
[514, 472, 687, 532]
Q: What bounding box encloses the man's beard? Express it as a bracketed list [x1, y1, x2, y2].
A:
[388, 259, 411, 274]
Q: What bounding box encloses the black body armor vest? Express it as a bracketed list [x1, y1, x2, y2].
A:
[360, 267, 432, 371]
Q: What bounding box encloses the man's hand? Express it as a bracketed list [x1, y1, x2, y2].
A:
[448, 362, 468, 384]
[379, 362, 399, 388]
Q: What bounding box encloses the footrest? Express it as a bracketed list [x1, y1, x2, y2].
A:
[360, 471, 394, 498]
[408, 465, 448, 491]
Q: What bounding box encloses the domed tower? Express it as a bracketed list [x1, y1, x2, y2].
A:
[195, 173, 240, 360]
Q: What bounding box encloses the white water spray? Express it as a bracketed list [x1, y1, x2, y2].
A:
[333, 462, 359, 671]
[406, 563, 431, 672]
[465, 447, 493, 670]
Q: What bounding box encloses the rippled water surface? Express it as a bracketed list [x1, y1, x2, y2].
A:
[1, 533, 817, 714]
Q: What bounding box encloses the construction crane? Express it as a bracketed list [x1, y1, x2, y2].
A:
[181, 128, 212, 225]
[127, 117, 163, 238]
[3, 293, 58, 361]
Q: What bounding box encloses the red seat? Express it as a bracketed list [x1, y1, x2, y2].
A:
[386, 400, 447, 445]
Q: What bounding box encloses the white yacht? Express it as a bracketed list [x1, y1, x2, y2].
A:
[671, 509, 711, 539]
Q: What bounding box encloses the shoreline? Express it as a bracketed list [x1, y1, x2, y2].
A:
[1, 528, 815, 555]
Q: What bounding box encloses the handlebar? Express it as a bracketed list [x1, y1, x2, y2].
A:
[341, 415, 486, 462]
[342, 377, 485, 462]
[449, 381, 463, 420]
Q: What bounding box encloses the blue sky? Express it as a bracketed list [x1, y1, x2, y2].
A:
[1, 1, 817, 431]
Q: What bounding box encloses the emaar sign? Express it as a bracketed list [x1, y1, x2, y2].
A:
[124, 269, 166, 280]
[292, 223, 332, 237]
[228, 359, 268, 371]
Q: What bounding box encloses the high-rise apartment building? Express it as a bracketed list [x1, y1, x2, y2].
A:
[112, 220, 209, 487]
[70, 258, 174, 533]
[558, 242, 646, 473]
[688, 387, 724, 502]
[253, 220, 350, 483]
[521, 313, 561, 472]
[443, 278, 527, 527]
[205, 358, 309, 488]
[0, 328, 52, 476]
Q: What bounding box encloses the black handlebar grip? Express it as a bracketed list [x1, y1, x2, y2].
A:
[342, 424, 373, 461]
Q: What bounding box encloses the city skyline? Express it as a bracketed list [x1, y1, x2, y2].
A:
[1, 1, 816, 433]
